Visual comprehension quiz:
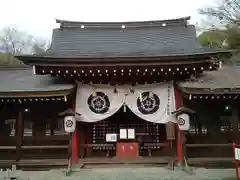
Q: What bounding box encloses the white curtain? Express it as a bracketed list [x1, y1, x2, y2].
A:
[125, 82, 176, 124]
[126, 83, 175, 124]
[75, 82, 125, 122]
[75, 81, 176, 123]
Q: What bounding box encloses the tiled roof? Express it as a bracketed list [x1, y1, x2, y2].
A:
[178, 66, 240, 93]
[0, 67, 74, 96]
[45, 17, 216, 58]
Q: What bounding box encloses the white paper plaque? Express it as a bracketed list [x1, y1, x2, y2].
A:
[235, 148, 240, 160]
[106, 133, 117, 142]
[120, 129, 127, 139]
[127, 129, 135, 139]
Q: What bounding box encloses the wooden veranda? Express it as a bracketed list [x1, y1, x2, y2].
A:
[0, 67, 75, 168]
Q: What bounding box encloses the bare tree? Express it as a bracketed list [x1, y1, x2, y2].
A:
[32, 38, 50, 54]
[0, 27, 33, 54]
[199, 0, 240, 26]
[0, 27, 32, 64]
[0, 27, 51, 65]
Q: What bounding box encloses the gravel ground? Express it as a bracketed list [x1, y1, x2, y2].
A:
[0, 167, 237, 180]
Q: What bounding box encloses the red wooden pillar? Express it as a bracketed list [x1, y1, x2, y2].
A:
[174, 84, 183, 165]
[71, 103, 79, 164]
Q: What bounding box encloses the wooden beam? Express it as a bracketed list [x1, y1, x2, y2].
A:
[178, 86, 240, 95]
[0, 89, 74, 98]
[16, 53, 218, 64]
[33, 60, 211, 66]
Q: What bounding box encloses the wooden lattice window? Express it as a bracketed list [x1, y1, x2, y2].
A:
[92, 121, 164, 144]
[93, 121, 118, 144]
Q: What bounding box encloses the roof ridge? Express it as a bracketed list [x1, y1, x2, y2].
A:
[56, 16, 190, 29]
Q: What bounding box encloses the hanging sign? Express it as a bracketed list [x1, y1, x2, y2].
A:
[177, 113, 190, 131]
[64, 115, 76, 133]
[127, 129, 135, 139]
[120, 129, 127, 139]
[235, 147, 240, 160]
[106, 133, 117, 142]
[166, 122, 175, 140]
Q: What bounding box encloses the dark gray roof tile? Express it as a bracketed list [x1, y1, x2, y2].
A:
[0, 68, 74, 94]
[46, 17, 215, 58]
[179, 66, 240, 90]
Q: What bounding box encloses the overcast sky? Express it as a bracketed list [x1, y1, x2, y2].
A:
[0, 0, 216, 39]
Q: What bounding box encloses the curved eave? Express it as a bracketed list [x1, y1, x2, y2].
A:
[15, 52, 222, 64]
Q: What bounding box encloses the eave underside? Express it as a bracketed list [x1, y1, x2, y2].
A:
[17, 53, 219, 77]
[32, 60, 217, 84]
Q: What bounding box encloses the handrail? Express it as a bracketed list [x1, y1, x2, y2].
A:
[143, 143, 168, 147]
[186, 143, 233, 147]
[79, 143, 115, 147]
[0, 144, 69, 150]
[79, 143, 168, 148]
[0, 146, 16, 150]
[23, 136, 69, 141]
[22, 145, 68, 149]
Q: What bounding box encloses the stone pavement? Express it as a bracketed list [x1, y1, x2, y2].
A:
[0, 167, 237, 180]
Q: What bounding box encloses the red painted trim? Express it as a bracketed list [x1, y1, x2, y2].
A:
[233, 143, 239, 180]
[71, 103, 79, 164]
[174, 84, 183, 165]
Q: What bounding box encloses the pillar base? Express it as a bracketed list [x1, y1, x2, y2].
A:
[71, 130, 79, 164]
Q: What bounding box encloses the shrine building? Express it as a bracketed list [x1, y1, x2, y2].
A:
[0, 16, 236, 168]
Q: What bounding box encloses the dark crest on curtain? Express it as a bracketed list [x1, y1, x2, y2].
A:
[88, 92, 110, 114]
[137, 91, 160, 115]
